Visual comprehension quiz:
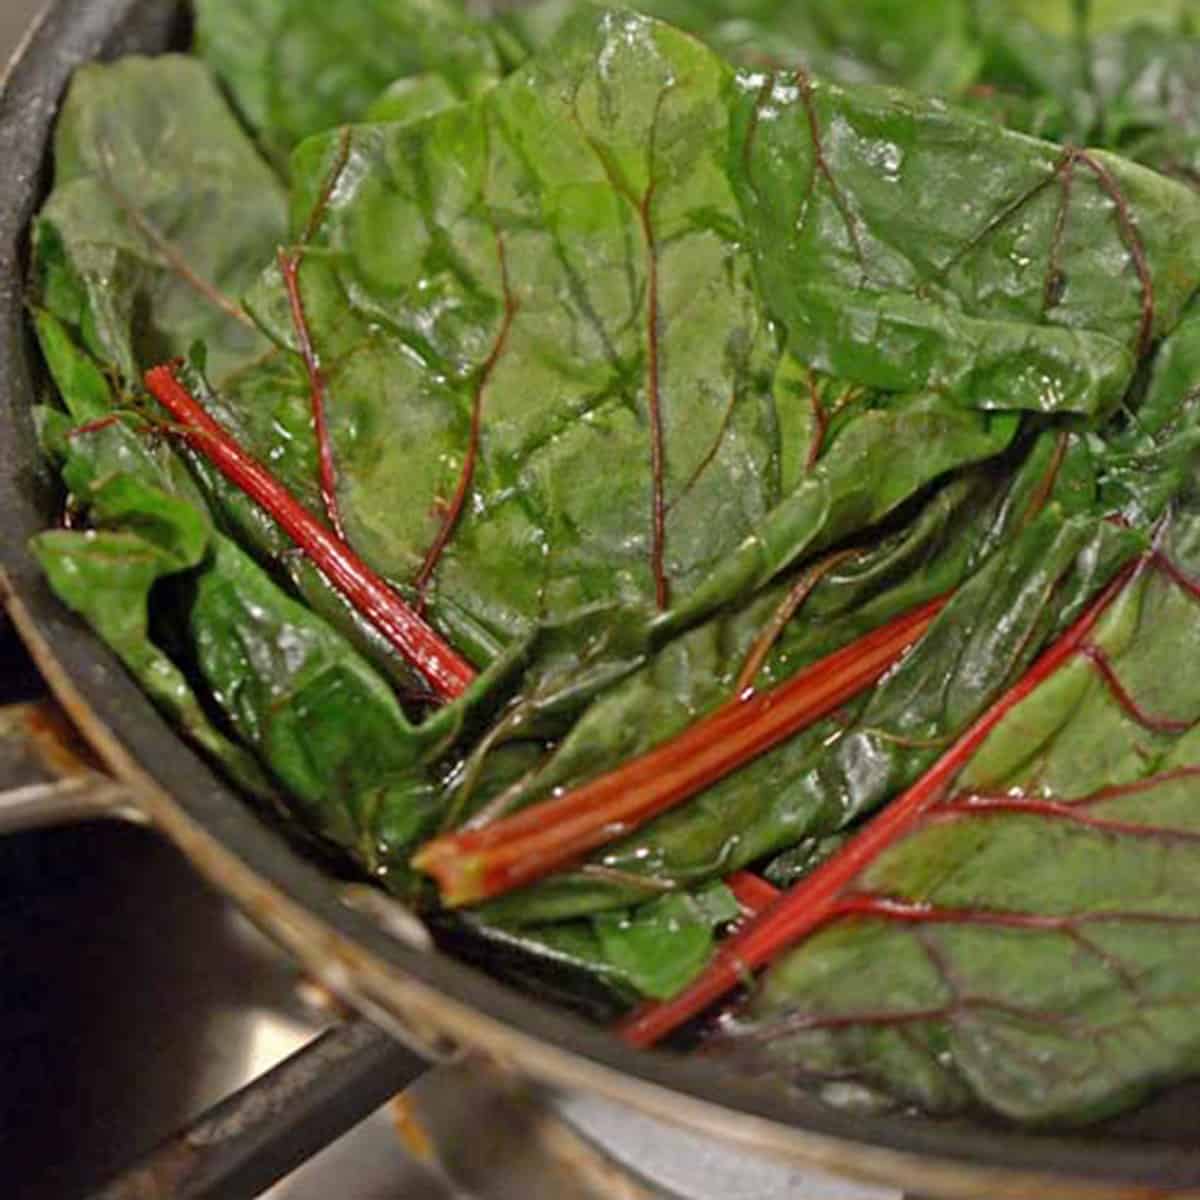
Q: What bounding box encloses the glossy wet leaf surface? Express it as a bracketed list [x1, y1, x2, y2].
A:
[194, 0, 503, 167]
[21, 0, 1200, 1126]
[726, 501, 1200, 1125]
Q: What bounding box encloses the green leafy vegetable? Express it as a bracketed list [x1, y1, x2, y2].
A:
[35, 55, 287, 384]
[594, 881, 741, 999]
[22, 0, 1200, 1131]
[227, 2, 1200, 668]
[29, 310, 459, 883]
[193, 0, 503, 166]
[473, 488, 1143, 925]
[722, 503, 1200, 1124]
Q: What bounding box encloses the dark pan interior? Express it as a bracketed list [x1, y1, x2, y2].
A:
[3, 1, 1200, 1192]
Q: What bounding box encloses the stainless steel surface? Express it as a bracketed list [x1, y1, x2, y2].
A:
[550, 1087, 897, 1200]
[273, 1058, 903, 1200]
[0, 699, 143, 833]
[353, 1059, 665, 1200]
[0, 820, 330, 1197]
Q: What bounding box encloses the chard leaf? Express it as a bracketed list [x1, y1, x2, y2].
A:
[503, 0, 982, 94]
[444, 914, 641, 1020]
[365, 74, 465, 126]
[456, 879, 739, 1004]
[30, 523, 271, 800]
[35, 55, 287, 384]
[730, 70, 1200, 415]
[30, 58, 460, 694]
[1099, 299, 1200, 524]
[966, 2, 1200, 181]
[28, 326, 269, 797]
[193, 0, 502, 166]
[30, 309, 448, 884]
[187, 535, 444, 881]
[727, 497, 1200, 1125]
[229, 8, 1029, 677]
[1088, 21, 1200, 185]
[243, 8, 791, 652]
[508, 2, 1200, 184]
[480, 493, 1142, 925]
[593, 882, 740, 999]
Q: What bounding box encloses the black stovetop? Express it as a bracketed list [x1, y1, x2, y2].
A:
[0, 627, 332, 1198]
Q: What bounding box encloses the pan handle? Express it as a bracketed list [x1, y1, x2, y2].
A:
[90, 1017, 433, 1200]
[0, 698, 146, 834]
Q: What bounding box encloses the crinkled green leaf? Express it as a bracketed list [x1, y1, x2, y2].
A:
[1088, 22, 1200, 186]
[188, 535, 444, 881]
[470, 424, 1149, 925]
[30, 54, 466, 695]
[503, 0, 981, 93]
[507, 2, 1200, 184]
[729, 493, 1200, 1125]
[729, 70, 1200, 416]
[30, 525, 269, 802]
[36, 55, 286, 384]
[193, 0, 502, 166]
[593, 882, 740, 999]
[965, 2, 1200, 181]
[454, 879, 739, 1005]
[25, 406, 271, 798]
[480, 490, 1142, 925]
[29, 308, 450, 884]
[1099, 299, 1200, 523]
[365, 74, 465, 126]
[228, 9, 1025, 678]
[243, 10, 794, 653]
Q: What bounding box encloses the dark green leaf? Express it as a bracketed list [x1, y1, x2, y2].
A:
[30, 309, 451, 883]
[456, 879, 739, 1004]
[227, 9, 1027, 683]
[593, 882, 740, 999]
[729, 69, 1200, 416]
[727, 494, 1200, 1125]
[480, 493, 1142, 925]
[194, 0, 502, 166]
[35, 55, 287, 384]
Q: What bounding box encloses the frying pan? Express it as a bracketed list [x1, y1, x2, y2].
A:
[3, 3, 1199, 1196]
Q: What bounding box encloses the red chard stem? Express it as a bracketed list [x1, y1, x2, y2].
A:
[279, 128, 355, 541]
[617, 560, 1138, 1048]
[144, 362, 477, 702]
[413, 593, 949, 906]
[725, 871, 781, 918]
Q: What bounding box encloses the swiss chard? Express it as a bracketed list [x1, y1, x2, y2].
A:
[35, 55, 287, 385]
[233, 10, 1033, 671]
[193, 0, 503, 167]
[728, 71, 1200, 416]
[703, 512, 1200, 1124]
[30, 318, 457, 880]
[22, 0, 1200, 1130]
[415, 590, 950, 905]
[468, 495, 1143, 925]
[144, 362, 477, 701]
[507, 1, 1200, 185]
